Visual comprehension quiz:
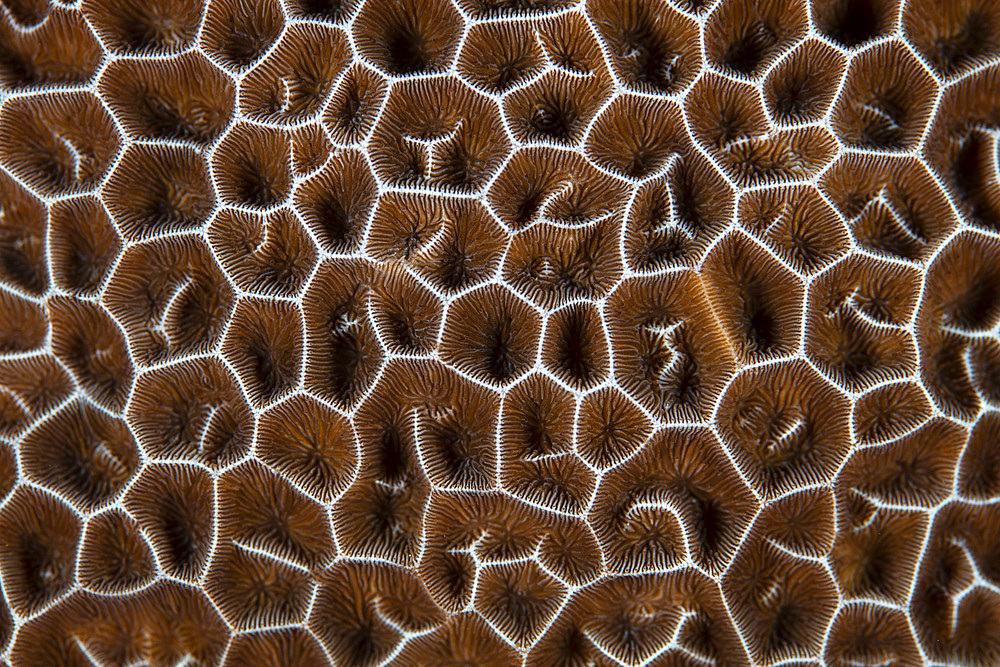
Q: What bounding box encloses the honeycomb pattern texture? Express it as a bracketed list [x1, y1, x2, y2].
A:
[0, 0, 999, 664]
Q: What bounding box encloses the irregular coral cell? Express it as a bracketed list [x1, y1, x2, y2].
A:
[0, 8, 104, 89]
[21, 399, 139, 511]
[48, 296, 135, 412]
[0, 171, 48, 295]
[77, 509, 156, 595]
[48, 197, 121, 297]
[103, 143, 217, 241]
[0, 487, 81, 616]
[124, 463, 216, 582]
[370, 76, 511, 193]
[0, 91, 121, 198]
[208, 207, 317, 298]
[222, 297, 304, 408]
[199, 0, 284, 72]
[830, 40, 939, 152]
[3, 0, 1000, 663]
[82, 0, 205, 56]
[100, 52, 235, 144]
[0, 353, 73, 439]
[918, 230, 1000, 417]
[924, 64, 1000, 233]
[239, 24, 351, 125]
[128, 356, 253, 468]
[716, 359, 850, 498]
[104, 234, 235, 366]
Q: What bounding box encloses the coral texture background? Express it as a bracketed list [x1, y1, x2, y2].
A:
[0, 0, 999, 664]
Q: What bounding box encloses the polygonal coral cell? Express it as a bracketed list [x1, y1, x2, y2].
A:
[716, 359, 850, 498]
[104, 234, 235, 366]
[82, 0, 204, 56]
[99, 51, 235, 144]
[208, 207, 317, 298]
[370, 76, 510, 193]
[211, 121, 293, 210]
[48, 197, 121, 296]
[0, 171, 47, 295]
[0, 91, 121, 198]
[0, 487, 81, 616]
[831, 40, 939, 152]
[3, 0, 1000, 663]
[0, 8, 104, 89]
[21, 399, 139, 511]
[763, 38, 846, 125]
[257, 394, 357, 502]
[200, 0, 284, 72]
[222, 297, 304, 408]
[352, 0, 462, 77]
[48, 296, 134, 412]
[239, 24, 351, 125]
[103, 143, 217, 241]
[77, 509, 157, 595]
[439, 284, 542, 386]
[128, 356, 253, 467]
[587, 0, 701, 95]
[323, 63, 388, 146]
[294, 149, 377, 254]
[124, 463, 216, 582]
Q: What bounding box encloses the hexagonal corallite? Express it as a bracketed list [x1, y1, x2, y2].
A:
[103, 143, 216, 242]
[211, 122, 292, 210]
[104, 234, 235, 367]
[605, 272, 736, 423]
[0, 486, 81, 616]
[369, 76, 511, 194]
[221, 297, 304, 409]
[716, 359, 850, 499]
[48, 296, 134, 413]
[440, 284, 542, 387]
[21, 399, 140, 512]
[0, 91, 121, 198]
[352, 0, 463, 77]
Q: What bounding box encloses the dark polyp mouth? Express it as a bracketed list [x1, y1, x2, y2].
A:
[287, 0, 356, 22]
[353, 0, 462, 76]
[816, 0, 891, 48]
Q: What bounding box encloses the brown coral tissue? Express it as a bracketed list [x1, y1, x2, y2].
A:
[3, 0, 1000, 664]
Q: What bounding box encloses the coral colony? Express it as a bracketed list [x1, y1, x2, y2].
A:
[0, 0, 999, 664]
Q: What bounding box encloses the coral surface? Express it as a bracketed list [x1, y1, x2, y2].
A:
[1, 0, 999, 664]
